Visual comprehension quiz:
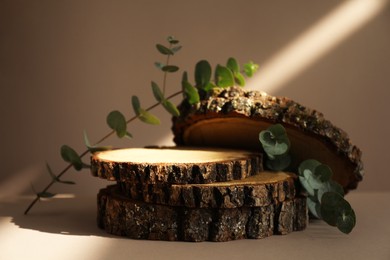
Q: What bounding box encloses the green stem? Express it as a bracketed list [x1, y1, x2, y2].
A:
[24, 90, 183, 215]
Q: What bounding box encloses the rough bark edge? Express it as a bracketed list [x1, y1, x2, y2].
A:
[117, 172, 297, 208]
[97, 185, 307, 242]
[91, 148, 263, 184]
[172, 86, 363, 191]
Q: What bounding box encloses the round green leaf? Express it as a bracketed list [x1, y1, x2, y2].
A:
[171, 45, 182, 53]
[167, 36, 179, 44]
[259, 130, 289, 157]
[234, 72, 246, 87]
[60, 145, 83, 170]
[336, 208, 356, 234]
[156, 44, 174, 55]
[107, 110, 127, 138]
[307, 196, 322, 218]
[226, 57, 239, 73]
[321, 191, 356, 234]
[138, 109, 161, 125]
[195, 60, 212, 89]
[244, 61, 259, 77]
[154, 62, 165, 70]
[46, 163, 76, 185]
[266, 153, 291, 171]
[131, 95, 140, 112]
[182, 81, 200, 105]
[306, 173, 325, 190]
[321, 192, 346, 226]
[151, 81, 164, 102]
[162, 65, 179, 73]
[215, 65, 235, 88]
[317, 180, 344, 201]
[162, 100, 180, 117]
[83, 131, 112, 153]
[314, 164, 333, 182]
[298, 159, 321, 177]
[38, 191, 56, 198]
[299, 175, 315, 197]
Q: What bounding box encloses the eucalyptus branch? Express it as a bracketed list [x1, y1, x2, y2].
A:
[24, 90, 183, 215]
[24, 36, 259, 215]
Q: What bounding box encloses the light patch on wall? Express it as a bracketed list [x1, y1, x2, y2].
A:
[247, 0, 388, 94]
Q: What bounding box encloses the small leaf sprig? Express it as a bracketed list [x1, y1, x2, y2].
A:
[259, 124, 291, 171]
[25, 36, 259, 214]
[298, 159, 356, 234]
[259, 124, 356, 234]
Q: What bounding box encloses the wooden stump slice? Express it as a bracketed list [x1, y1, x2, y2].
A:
[172, 86, 363, 192]
[97, 185, 308, 242]
[118, 171, 296, 208]
[91, 147, 262, 184]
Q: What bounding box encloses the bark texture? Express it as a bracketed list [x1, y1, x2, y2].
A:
[91, 147, 262, 184]
[97, 185, 308, 242]
[118, 171, 296, 208]
[172, 86, 363, 192]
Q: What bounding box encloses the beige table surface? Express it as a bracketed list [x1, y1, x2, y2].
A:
[1, 191, 389, 260]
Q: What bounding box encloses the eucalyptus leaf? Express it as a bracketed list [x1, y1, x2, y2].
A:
[156, 44, 174, 55]
[259, 130, 289, 157]
[106, 110, 128, 138]
[171, 45, 182, 53]
[132, 96, 161, 125]
[151, 81, 164, 102]
[314, 164, 333, 182]
[336, 209, 356, 234]
[234, 72, 246, 87]
[167, 36, 179, 44]
[299, 175, 316, 197]
[215, 65, 235, 88]
[306, 173, 326, 189]
[60, 145, 84, 171]
[317, 180, 344, 202]
[131, 95, 141, 113]
[162, 100, 180, 117]
[138, 109, 161, 125]
[38, 191, 56, 198]
[162, 65, 179, 73]
[46, 163, 75, 185]
[83, 131, 112, 153]
[182, 81, 200, 105]
[268, 124, 288, 140]
[203, 82, 216, 92]
[226, 57, 239, 73]
[307, 196, 322, 218]
[182, 71, 189, 83]
[244, 61, 259, 77]
[266, 153, 291, 171]
[321, 192, 346, 226]
[298, 159, 321, 177]
[195, 60, 212, 89]
[154, 62, 165, 70]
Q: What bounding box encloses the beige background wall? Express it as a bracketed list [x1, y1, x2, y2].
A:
[1, 0, 389, 197]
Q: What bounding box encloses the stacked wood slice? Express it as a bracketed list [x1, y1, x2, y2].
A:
[91, 147, 308, 242]
[172, 86, 364, 193]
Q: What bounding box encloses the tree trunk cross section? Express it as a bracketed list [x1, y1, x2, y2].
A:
[97, 185, 308, 242]
[172, 86, 363, 192]
[118, 171, 296, 208]
[91, 147, 263, 184]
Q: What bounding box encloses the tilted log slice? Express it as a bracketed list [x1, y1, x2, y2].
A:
[91, 147, 262, 184]
[172, 86, 364, 192]
[97, 185, 308, 242]
[118, 171, 296, 208]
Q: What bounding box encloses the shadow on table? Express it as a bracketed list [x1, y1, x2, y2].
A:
[1, 196, 112, 237]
